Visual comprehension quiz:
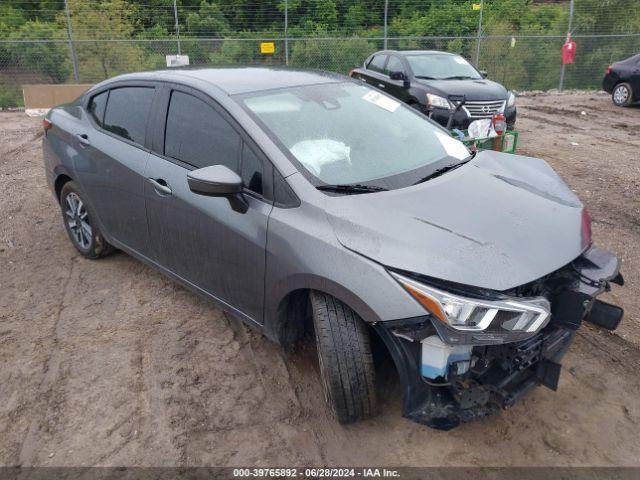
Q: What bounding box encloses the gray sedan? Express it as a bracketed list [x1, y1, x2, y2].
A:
[43, 68, 624, 430]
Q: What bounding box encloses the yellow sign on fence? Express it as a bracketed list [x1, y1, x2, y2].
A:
[472, 3, 482, 10]
[260, 42, 275, 54]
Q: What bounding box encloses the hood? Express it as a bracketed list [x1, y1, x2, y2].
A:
[416, 78, 508, 101]
[325, 151, 585, 291]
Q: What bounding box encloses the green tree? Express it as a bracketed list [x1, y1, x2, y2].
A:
[290, 36, 375, 73]
[63, 0, 148, 81]
[185, 1, 231, 37]
[6, 20, 70, 83]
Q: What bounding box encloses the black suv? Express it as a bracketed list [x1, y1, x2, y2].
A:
[350, 50, 516, 129]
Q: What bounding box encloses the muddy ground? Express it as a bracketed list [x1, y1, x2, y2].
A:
[0, 92, 639, 467]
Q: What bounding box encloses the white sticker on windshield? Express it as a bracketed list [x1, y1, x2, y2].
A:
[453, 56, 468, 64]
[362, 90, 400, 112]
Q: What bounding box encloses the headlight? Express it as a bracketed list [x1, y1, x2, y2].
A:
[391, 272, 550, 334]
[507, 91, 516, 107]
[427, 93, 451, 109]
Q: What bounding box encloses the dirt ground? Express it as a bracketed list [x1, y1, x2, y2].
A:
[0, 92, 639, 468]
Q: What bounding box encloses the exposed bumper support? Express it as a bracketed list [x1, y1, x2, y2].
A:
[374, 246, 623, 430]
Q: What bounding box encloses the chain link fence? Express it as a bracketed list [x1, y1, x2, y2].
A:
[1, 0, 640, 108]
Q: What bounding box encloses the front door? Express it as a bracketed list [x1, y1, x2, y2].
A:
[384, 55, 410, 102]
[144, 87, 271, 323]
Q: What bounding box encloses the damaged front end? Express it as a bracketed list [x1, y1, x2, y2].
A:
[374, 245, 624, 430]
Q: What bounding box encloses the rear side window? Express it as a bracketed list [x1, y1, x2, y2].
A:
[241, 142, 263, 195]
[367, 54, 387, 73]
[164, 91, 241, 171]
[88, 91, 108, 126]
[103, 87, 154, 145]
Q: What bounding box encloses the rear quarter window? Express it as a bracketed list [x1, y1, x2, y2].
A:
[88, 91, 108, 126]
[103, 87, 155, 145]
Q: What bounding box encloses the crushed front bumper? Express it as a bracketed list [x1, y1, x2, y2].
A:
[375, 246, 623, 430]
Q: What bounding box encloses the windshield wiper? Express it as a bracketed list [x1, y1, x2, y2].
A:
[316, 183, 388, 194]
[415, 75, 437, 80]
[441, 75, 476, 80]
[412, 153, 475, 185]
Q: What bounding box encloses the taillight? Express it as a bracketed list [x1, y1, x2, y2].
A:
[605, 65, 612, 75]
[42, 118, 52, 134]
[581, 208, 592, 250]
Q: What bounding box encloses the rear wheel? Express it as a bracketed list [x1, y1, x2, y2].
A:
[612, 82, 633, 107]
[310, 291, 377, 424]
[60, 181, 114, 259]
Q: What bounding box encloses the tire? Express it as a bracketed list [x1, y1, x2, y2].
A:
[59, 181, 114, 259]
[310, 291, 377, 424]
[612, 82, 633, 107]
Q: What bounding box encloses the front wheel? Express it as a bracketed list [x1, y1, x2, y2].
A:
[310, 291, 377, 424]
[60, 181, 114, 259]
[612, 82, 633, 107]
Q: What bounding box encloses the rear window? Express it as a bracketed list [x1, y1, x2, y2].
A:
[103, 87, 154, 145]
[164, 90, 241, 171]
[367, 54, 387, 73]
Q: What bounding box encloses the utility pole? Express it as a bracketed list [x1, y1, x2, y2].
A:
[558, 0, 575, 92]
[173, 0, 181, 55]
[284, 0, 289, 66]
[383, 0, 389, 50]
[474, 0, 484, 66]
[63, 0, 79, 83]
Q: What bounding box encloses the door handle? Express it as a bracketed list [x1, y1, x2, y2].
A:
[378, 83, 386, 88]
[147, 178, 172, 196]
[76, 133, 90, 146]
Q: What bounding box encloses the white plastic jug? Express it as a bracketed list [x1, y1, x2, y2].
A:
[421, 335, 472, 380]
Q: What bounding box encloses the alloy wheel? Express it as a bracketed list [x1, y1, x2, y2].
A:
[613, 85, 629, 105]
[65, 192, 92, 249]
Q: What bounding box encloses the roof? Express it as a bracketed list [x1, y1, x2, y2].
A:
[374, 50, 455, 56]
[105, 67, 347, 96]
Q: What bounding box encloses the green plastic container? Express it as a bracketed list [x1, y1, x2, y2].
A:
[455, 130, 519, 154]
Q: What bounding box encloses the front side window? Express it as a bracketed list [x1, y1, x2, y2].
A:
[241, 142, 263, 195]
[88, 91, 108, 127]
[103, 87, 154, 145]
[386, 56, 405, 75]
[241, 83, 469, 189]
[406, 54, 482, 80]
[164, 91, 240, 171]
[367, 54, 387, 73]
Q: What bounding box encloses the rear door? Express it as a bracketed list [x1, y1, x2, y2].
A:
[144, 85, 272, 323]
[75, 85, 155, 256]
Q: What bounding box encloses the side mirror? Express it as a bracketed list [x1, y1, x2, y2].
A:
[389, 71, 405, 81]
[187, 165, 242, 196]
[479, 70, 488, 79]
